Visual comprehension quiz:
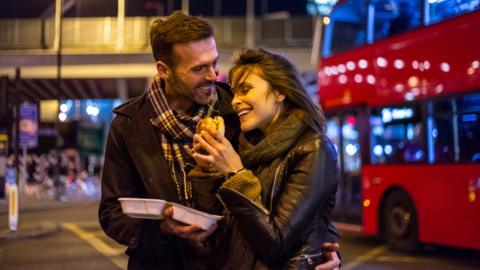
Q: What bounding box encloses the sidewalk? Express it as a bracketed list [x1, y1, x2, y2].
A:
[0, 189, 98, 241]
[0, 195, 86, 215]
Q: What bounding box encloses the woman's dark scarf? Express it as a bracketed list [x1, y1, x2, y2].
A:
[239, 109, 308, 168]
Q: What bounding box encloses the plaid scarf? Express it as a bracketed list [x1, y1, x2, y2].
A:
[146, 75, 207, 204]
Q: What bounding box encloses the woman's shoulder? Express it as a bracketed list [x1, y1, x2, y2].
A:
[294, 129, 336, 156]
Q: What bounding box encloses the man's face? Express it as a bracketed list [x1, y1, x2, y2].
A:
[165, 37, 219, 109]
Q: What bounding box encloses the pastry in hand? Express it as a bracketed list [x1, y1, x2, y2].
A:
[196, 116, 225, 136]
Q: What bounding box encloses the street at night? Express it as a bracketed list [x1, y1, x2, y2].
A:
[1, 200, 479, 270]
[1, 0, 479, 269]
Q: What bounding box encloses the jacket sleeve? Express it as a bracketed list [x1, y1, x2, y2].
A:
[188, 165, 225, 215]
[98, 116, 171, 255]
[218, 137, 338, 262]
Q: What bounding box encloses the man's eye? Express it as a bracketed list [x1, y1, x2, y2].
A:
[192, 66, 204, 72]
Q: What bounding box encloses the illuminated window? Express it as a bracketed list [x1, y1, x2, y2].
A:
[426, 0, 480, 25]
[370, 105, 424, 164]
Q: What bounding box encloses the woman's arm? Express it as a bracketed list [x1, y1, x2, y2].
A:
[188, 165, 225, 214]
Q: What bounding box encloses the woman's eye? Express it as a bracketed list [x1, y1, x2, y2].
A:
[239, 86, 251, 94]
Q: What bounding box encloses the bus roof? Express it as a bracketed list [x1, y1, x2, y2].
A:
[318, 10, 480, 110]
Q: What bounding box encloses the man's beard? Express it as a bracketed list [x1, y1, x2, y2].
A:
[171, 73, 215, 105]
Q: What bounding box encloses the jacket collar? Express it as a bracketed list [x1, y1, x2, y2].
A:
[121, 95, 179, 201]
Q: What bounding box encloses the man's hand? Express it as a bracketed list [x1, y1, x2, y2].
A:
[315, 242, 341, 270]
[160, 206, 217, 241]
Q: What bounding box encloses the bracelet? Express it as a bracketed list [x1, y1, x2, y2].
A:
[225, 167, 246, 179]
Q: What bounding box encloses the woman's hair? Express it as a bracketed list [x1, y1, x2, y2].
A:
[150, 11, 214, 67]
[228, 48, 326, 134]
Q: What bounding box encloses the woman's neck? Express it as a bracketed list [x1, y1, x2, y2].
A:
[261, 103, 286, 136]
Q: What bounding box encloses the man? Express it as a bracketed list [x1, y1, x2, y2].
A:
[99, 11, 340, 270]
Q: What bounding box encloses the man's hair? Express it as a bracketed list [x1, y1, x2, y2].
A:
[150, 11, 214, 67]
[229, 48, 326, 134]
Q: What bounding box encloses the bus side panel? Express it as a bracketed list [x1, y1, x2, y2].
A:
[361, 167, 381, 236]
[362, 164, 480, 250]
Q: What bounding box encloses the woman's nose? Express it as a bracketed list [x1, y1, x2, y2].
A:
[231, 95, 241, 108]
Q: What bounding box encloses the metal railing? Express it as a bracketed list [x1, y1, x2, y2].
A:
[0, 16, 314, 51]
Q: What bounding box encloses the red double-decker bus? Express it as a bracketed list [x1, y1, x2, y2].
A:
[316, 0, 480, 252]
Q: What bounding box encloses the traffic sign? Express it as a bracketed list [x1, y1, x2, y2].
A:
[19, 102, 38, 148]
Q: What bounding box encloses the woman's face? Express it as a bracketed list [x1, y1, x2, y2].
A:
[231, 68, 285, 134]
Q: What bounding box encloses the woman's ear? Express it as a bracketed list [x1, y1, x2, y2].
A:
[156, 61, 170, 79]
[273, 90, 286, 103]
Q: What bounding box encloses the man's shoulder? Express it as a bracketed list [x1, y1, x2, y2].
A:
[215, 81, 233, 104]
[215, 81, 232, 96]
[215, 81, 235, 115]
[112, 93, 146, 118]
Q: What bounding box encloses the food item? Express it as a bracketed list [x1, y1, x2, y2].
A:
[196, 116, 225, 136]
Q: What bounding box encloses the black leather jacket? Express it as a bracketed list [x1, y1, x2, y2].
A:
[217, 129, 339, 269]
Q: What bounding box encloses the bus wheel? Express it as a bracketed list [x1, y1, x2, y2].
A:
[383, 190, 418, 253]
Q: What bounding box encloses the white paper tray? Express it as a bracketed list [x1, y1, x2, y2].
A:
[118, 198, 167, 219]
[170, 203, 222, 230]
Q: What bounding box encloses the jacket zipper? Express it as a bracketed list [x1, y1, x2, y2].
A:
[270, 161, 284, 211]
[292, 251, 323, 264]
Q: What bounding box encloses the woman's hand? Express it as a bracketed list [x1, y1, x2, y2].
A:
[186, 127, 244, 175]
[184, 138, 212, 169]
[315, 242, 341, 270]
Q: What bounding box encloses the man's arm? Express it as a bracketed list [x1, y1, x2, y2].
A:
[160, 206, 217, 241]
[99, 116, 146, 248]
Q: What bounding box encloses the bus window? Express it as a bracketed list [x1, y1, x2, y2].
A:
[370, 106, 424, 164]
[342, 114, 361, 173]
[457, 93, 480, 162]
[326, 114, 361, 171]
[323, 0, 367, 57]
[427, 98, 456, 163]
[428, 93, 480, 163]
[382, 0, 421, 38]
[326, 116, 341, 155]
[426, 0, 480, 25]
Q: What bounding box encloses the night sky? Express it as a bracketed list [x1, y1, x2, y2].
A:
[0, 0, 308, 19]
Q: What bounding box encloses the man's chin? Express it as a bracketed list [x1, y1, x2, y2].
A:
[195, 97, 212, 106]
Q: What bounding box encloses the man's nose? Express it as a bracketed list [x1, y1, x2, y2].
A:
[206, 66, 218, 81]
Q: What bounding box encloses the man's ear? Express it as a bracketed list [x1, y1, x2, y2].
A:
[156, 61, 170, 79]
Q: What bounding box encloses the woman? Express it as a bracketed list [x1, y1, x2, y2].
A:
[189, 48, 339, 269]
